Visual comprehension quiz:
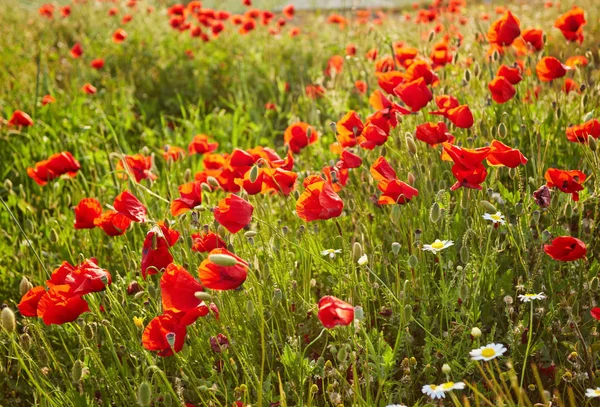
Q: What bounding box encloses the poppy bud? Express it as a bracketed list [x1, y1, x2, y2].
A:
[1, 307, 16, 333]
[429, 202, 441, 223]
[406, 137, 417, 155]
[84, 323, 95, 339]
[273, 288, 282, 304]
[20, 333, 31, 351]
[403, 304, 412, 322]
[408, 254, 418, 268]
[460, 246, 469, 264]
[134, 291, 146, 300]
[463, 69, 471, 82]
[556, 107, 561, 119]
[427, 30, 435, 42]
[244, 230, 256, 238]
[19, 277, 33, 296]
[72, 360, 83, 383]
[471, 327, 482, 338]
[354, 305, 364, 321]
[591, 277, 599, 291]
[515, 202, 523, 215]
[49, 228, 59, 243]
[208, 253, 239, 266]
[406, 172, 415, 185]
[532, 210, 541, 223]
[541, 230, 552, 243]
[217, 225, 227, 238]
[497, 122, 507, 138]
[352, 242, 363, 262]
[194, 291, 212, 301]
[184, 169, 192, 183]
[207, 176, 219, 188]
[391, 242, 401, 256]
[25, 219, 35, 233]
[3, 179, 12, 190]
[147, 283, 157, 298]
[249, 165, 259, 183]
[480, 200, 497, 213]
[337, 347, 348, 362]
[588, 135, 597, 152]
[492, 48, 499, 62]
[137, 382, 152, 407]
[329, 122, 336, 133]
[201, 183, 212, 193]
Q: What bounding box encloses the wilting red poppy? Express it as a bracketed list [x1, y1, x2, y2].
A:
[170, 181, 203, 216]
[318, 296, 354, 328]
[141, 222, 180, 278]
[74, 198, 103, 229]
[37, 285, 90, 325]
[94, 210, 132, 236]
[284, 122, 318, 154]
[394, 78, 432, 112]
[117, 154, 157, 182]
[544, 236, 586, 262]
[488, 76, 516, 104]
[70, 42, 83, 59]
[325, 55, 344, 77]
[554, 6, 585, 44]
[296, 175, 344, 222]
[188, 134, 218, 155]
[90, 58, 105, 69]
[283, 4, 295, 19]
[486, 140, 528, 168]
[113, 190, 147, 223]
[521, 28, 544, 50]
[82, 83, 97, 94]
[142, 314, 187, 356]
[8, 110, 34, 127]
[191, 231, 227, 253]
[18, 286, 47, 317]
[214, 194, 253, 234]
[198, 248, 249, 290]
[497, 65, 523, 84]
[544, 168, 586, 201]
[536, 57, 570, 82]
[27, 152, 80, 186]
[42, 95, 56, 105]
[416, 122, 455, 146]
[487, 11, 521, 46]
[113, 28, 128, 43]
[566, 119, 600, 143]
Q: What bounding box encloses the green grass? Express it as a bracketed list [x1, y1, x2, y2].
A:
[1, 0, 600, 406]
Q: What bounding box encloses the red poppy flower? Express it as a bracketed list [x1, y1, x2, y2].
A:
[260, 168, 298, 196]
[429, 96, 474, 129]
[160, 264, 211, 324]
[39, 4, 54, 18]
[142, 314, 187, 356]
[336, 149, 362, 169]
[405, 60, 438, 85]
[554, 6, 585, 44]
[82, 83, 97, 94]
[450, 163, 488, 191]
[368, 90, 410, 132]
[117, 154, 157, 182]
[283, 4, 294, 19]
[521, 28, 544, 50]
[18, 286, 47, 317]
[170, 181, 203, 216]
[565, 55, 588, 68]
[536, 57, 570, 82]
[296, 175, 344, 222]
[394, 77, 433, 112]
[74, 198, 103, 229]
[325, 55, 344, 77]
[566, 119, 600, 143]
[8, 110, 34, 127]
[141, 222, 180, 278]
[214, 194, 253, 234]
[563, 78, 580, 94]
[488, 76, 516, 104]
[497, 65, 523, 85]
[370, 157, 417, 205]
[113, 28, 128, 43]
[191, 231, 227, 253]
[94, 210, 132, 236]
[355, 80, 367, 94]
[163, 145, 185, 161]
[486, 140, 528, 168]
[42, 95, 56, 105]
[416, 122, 455, 146]
[37, 285, 90, 325]
[60, 5, 71, 17]
[305, 84, 325, 99]
[284, 122, 318, 154]
[54, 258, 112, 296]
[442, 143, 492, 168]
[90, 58, 105, 69]
[591, 308, 600, 321]
[544, 236, 586, 262]
[27, 152, 80, 186]
[544, 168, 587, 201]
[487, 11, 521, 46]
[370, 156, 398, 181]
[70, 42, 83, 58]
[113, 190, 147, 223]
[318, 296, 354, 328]
[198, 248, 249, 290]
[187, 134, 218, 156]
[376, 71, 405, 94]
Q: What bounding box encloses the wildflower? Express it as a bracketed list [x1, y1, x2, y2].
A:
[518, 293, 546, 302]
[113, 190, 147, 223]
[486, 140, 528, 168]
[8, 110, 34, 126]
[566, 119, 600, 143]
[94, 211, 132, 236]
[82, 83, 97, 94]
[317, 296, 354, 328]
[117, 154, 157, 182]
[198, 248, 248, 290]
[142, 314, 187, 356]
[42, 95, 56, 105]
[191, 231, 227, 253]
[357, 254, 368, 266]
[415, 122, 455, 146]
[554, 6, 585, 44]
[90, 58, 105, 69]
[113, 28, 128, 43]
[483, 212, 506, 225]
[488, 76, 516, 104]
[321, 249, 342, 259]
[296, 175, 344, 222]
[536, 57, 570, 82]
[487, 11, 521, 46]
[470, 343, 507, 361]
[533, 185, 551, 208]
[70, 43, 83, 59]
[141, 222, 180, 279]
[170, 181, 203, 216]
[214, 194, 253, 234]
[471, 327, 482, 338]
[586, 388, 600, 398]
[394, 77, 433, 112]
[422, 384, 445, 399]
[544, 168, 586, 201]
[543, 236, 586, 262]
[422, 239, 454, 253]
[133, 316, 144, 329]
[74, 198, 103, 229]
[27, 152, 80, 186]
[188, 134, 218, 155]
[284, 122, 318, 154]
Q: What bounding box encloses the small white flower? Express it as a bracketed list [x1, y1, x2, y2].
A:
[422, 384, 445, 399]
[518, 293, 546, 302]
[422, 239, 454, 253]
[386, 405, 408, 407]
[440, 381, 466, 392]
[470, 343, 507, 361]
[483, 212, 506, 225]
[357, 254, 368, 266]
[586, 388, 600, 398]
[321, 249, 342, 259]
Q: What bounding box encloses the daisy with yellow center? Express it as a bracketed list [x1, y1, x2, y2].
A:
[321, 249, 342, 259]
[421, 384, 445, 399]
[470, 343, 507, 361]
[586, 388, 600, 398]
[440, 381, 465, 391]
[422, 239, 454, 253]
[518, 292, 546, 302]
[483, 211, 506, 225]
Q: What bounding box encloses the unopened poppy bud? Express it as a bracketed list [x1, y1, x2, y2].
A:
[588, 135, 597, 152]
[542, 230, 552, 243]
[249, 165, 259, 183]
[329, 122, 337, 133]
[591, 277, 599, 291]
[84, 323, 95, 339]
[492, 48, 499, 61]
[337, 347, 348, 362]
[127, 281, 142, 295]
[391, 242, 401, 255]
[442, 363, 451, 374]
[3, 179, 12, 190]
[311, 384, 319, 394]
[209, 253, 238, 266]
[352, 242, 363, 262]
[407, 172, 416, 185]
[134, 291, 146, 300]
[354, 305, 364, 321]
[460, 246, 469, 264]
[137, 382, 152, 407]
[207, 176, 219, 188]
[72, 360, 83, 383]
[48, 228, 59, 243]
[200, 182, 212, 193]
[515, 202, 523, 215]
[556, 107, 561, 119]
[471, 327, 482, 338]
[184, 168, 192, 182]
[273, 288, 282, 303]
[244, 230, 257, 238]
[480, 200, 496, 212]
[497, 122, 507, 138]
[463, 69, 471, 82]
[20, 277, 33, 296]
[403, 305, 412, 321]
[194, 291, 212, 301]
[20, 333, 31, 351]
[406, 136, 417, 155]
[25, 219, 35, 233]
[1, 307, 16, 333]
[430, 202, 441, 223]
[427, 30, 435, 42]
[246, 299, 255, 317]
[217, 225, 227, 238]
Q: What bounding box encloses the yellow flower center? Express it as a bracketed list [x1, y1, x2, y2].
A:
[481, 348, 496, 358]
[429, 385, 437, 390]
[431, 241, 445, 250]
[491, 214, 502, 221]
[595, 390, 600, 395]
[441, 382, 454, 390]
[524, 294, 535, 298]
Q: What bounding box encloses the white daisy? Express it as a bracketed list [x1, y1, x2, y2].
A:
[422, 239, 454, 253]
[518, 293, 546, 302]
[440, 381, 466, 392]
[321, 249, 342, 259]
[483, 212, 506, 225]
[586, 388, 600, 398]
[422, 384, 445, 399]
[386, 405, 408, 407]
[357, 254, 368, 266]
[470, 343, 507, 361]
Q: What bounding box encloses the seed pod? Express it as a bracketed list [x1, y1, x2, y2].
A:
[532, 210, 541, 223]
[1, 307, 16, 333]
[406, 137, 417, 155]
[430, 202, 441, 223]
[20, 277, 33, 296]
[460, 246, 470, 264]
[329, 122, 337, 133]
[209, 253, 238, 266]
[408, 254, 418, 268]
[391, 242, 401, 256]
[352, 242, 363, 262]
[480, 200, 496, 212]
[72, 360, 83, 383]
[137, 382, 152, 407]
